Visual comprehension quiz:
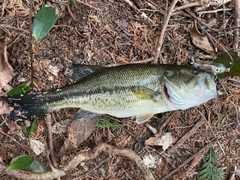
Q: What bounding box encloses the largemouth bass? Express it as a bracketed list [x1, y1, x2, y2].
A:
[5, 64, 217, 124]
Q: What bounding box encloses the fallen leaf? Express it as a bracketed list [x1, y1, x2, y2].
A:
[0, 99, 12, 115]
[0, 43, 14, 90]
[58, 118, 98, 157]
[52, 119, 72, 134]
[142, 153, 162, 168]
[29, 139, 45, 156]
[189, 22, 214, 54]
[40, 59, 60, 78]
[145, 132, 174, 151]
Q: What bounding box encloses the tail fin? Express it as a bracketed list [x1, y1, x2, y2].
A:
[3, 93, 49, 121]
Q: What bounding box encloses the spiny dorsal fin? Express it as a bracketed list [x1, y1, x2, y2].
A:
[65, 65, 105, 82]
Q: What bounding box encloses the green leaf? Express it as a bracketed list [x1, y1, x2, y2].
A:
[29, 120, 37, 137]
[7, 155, 34, 170]
[70, 0, 77, 6]
[33, 6, 58, 42]
[214, 51, 240, 78]
[220, 116, 227, 125]
[7, 83, 29, 96]
[27, 159, 46, 173]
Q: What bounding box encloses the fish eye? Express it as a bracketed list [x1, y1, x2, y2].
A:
[215, 68, 220, 72]
[191, 68, 198, 74]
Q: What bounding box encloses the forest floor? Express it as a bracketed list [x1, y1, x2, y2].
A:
[0, 0, 240, 180]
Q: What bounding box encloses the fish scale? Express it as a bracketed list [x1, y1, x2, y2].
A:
[4, 64, 217, 124]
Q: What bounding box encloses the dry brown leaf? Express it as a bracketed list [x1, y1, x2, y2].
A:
[58, 118, 98, 156]
[145, 133, 174, 151]
[29, 139, 45, 156]
[189, 22, 214, 54]
[0, 99, 12, 115]
[0, 43, 14, 90]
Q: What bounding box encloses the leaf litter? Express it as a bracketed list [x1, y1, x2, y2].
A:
[0, 0, 240, 180]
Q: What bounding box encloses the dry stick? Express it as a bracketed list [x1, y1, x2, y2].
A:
[0, 128, 36, 158]
[76, 0, 102, 12]
[45, 115, 58, 168]
[0, 24, 29, 33]
[174, 2, 224, 12]
[161, 141, 216, 180]
[167, 118, 205, 154]
[29, 0, 34, 91]
[122, 0, 153, 23]
[198, 8, 232, 16]
[1, 143, 154, 180]
[154, 0, 179, 63]
[64, 143, 155, 180]
[158, 111, 176, 137]
[233, 0, 240, 50]
[0, 163, 66, 180]
[67, 2, 77, 21]
[1, 0, 6, 18]
[178, 146, 207, 179]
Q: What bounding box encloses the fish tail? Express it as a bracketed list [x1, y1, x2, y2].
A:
[3, 93, 49, 120]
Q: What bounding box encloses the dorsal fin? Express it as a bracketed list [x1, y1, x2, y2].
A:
[65, 65, 105, 82]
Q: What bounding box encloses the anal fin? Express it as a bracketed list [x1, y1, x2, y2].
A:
[74, 109, 99, 121]
[135, 113, 154, 124]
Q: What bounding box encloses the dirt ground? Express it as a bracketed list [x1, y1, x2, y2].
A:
[0, 0, 240, 179]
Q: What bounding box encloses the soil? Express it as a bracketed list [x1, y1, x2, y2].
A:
[0, 0, 240, 180]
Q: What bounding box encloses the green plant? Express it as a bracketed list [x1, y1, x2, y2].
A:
[7, 83, 29, 96]
[198, 146, 224, 180]
[33, 6, 58, 42]
[70, 0, 76, 6]
[22, 120, 37, 138]
[96, 117, 125, 131]
[8, 155, 45, 172]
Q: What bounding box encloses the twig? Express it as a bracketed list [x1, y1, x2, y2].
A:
[162, 141, 216, 180]
[184, 9, 219, 32]
[1, 143, 154, 180]
[64, 143, 155, 180]
[0, 163, 66, 180]
[45, 114, 57, 167]
[0, 24, 29, 33]
[1, 0, 6, 18]
[29, 0, 34, 91]
[233, 0, 240, 50]
[198, 8, 232, 16]
[167, 118, 205, 154]
[0, 128, 36, 159]
[158, 111, 176, 136]
[75, 0, 102, 12]
[229, 166, 237, 180]
[174, 2, 226, 12]
[121, 0, 153, 23]
[178, 146, 207, 179]
[229, 100, 240, 125]
[154, 0, 179, 63]
[67, 2, 77, 21]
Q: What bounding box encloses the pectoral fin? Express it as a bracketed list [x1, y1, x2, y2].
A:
[135, 113, 154, 124]
[132, 86, 159, 100]
[66, 65, 105, 82]
[74, 109, 99, 121]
